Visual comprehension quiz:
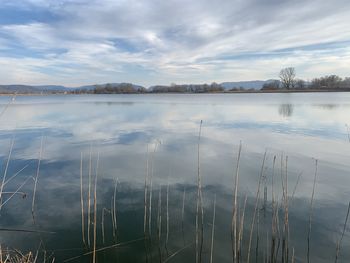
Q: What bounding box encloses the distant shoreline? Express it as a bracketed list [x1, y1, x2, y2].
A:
[1, 88, 350, 96]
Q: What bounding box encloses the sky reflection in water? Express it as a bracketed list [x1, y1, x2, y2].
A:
[0, 93, 350, 262]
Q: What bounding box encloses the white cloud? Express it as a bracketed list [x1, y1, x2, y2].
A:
[0, 0, 350, 85]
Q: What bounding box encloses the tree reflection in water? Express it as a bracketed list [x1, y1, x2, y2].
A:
[278, 104, 294, 117]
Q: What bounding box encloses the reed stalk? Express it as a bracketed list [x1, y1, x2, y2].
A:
[110, 197, 114, 236]
[238, 193, 248, 262]
[280, 155, 286, 263]
[282, 156, 289, 263]
[32, 136, 44, 215]
[165, 178, 169, 254]
[181, 186, 186, 245]
[307, 159, 318, 263]
[87, 146, 92, 248]
[0, 94, 16, 118]
[0, 175, 32, 209]
[335, 201, 350, 263]
[246, 150, 266, 263]
[0, 137, 15, 211]
[80, 152, 86, 247]
[149, 142, 160, 238]
[64, 237, 145, 262]
[157, 186, 162, 262]
[210, 194, 216, 263]
[275, 200, 281, 262]
[143, 145, 150, 262]
[101, 208, 110, 244]
[255, 198, 260, 263]
[232, 142, 242, 263]
[101, 208, 105, 245]
[3, 163, 30, 187]
[92, 152, 100, 263]
[144, 145, 149, 236]
[280, 154, 285, 203]
[162, 243, 194, 263]
[195, 120, 204, 263]
[291, 172, 302, 202]
[265, 230, 268, 263]
[271, 156, 277, 263]
[113, 179, 118, 241]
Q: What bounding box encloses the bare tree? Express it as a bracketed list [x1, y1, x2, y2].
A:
[295, 79, 306, 89]
[279, 67, 296, 89]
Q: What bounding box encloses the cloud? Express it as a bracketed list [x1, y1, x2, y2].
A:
[0, 0, 349, 85]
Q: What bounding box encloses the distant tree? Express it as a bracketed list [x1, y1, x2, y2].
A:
[311, 75, 342, 89]
[261, 80, 280, 90]
[208, 82, 224, 92]
[324, 75, 342, 89]
[279, 67, 296, 89]
[229, 87, 239, 92]
[105, 83, 113, 93]
[341, 77, 350, 88]
[137, 87, 147, 93]
[295, 79, 306, 89]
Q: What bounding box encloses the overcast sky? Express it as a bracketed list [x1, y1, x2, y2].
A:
[0, 0, 349, 87]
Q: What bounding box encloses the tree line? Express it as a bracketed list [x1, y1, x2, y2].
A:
[68, 68, 350, 94]
[262, 67, 350, 91]
[71, 82, 225, 94]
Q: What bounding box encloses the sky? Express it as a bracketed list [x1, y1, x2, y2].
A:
[0, 0, 349, 87]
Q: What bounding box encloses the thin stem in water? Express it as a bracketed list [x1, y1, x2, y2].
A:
[307, 159, 318, 263]
[210, 194, 217, 263]
[80, 152, 86, 247]
[247, 150, 267, 263]
[32, 136, 44, 215]
[335, 201, 350, 263]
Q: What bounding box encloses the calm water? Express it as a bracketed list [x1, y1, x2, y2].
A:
[0, 93, 350, 262]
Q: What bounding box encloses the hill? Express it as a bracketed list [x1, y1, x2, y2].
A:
[220, 79, 279, 90]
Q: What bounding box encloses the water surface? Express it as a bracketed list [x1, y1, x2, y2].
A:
[0, 93, 350, 262]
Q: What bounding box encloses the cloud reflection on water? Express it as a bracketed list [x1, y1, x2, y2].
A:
[0, 93, 350, 261]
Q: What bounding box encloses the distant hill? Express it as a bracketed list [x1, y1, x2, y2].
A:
[0, 85, 42, 94]
[220, 79, 279, 90]
[0, 83, 145, 94]
[33, 85, 70, 91]
[75, 85, 96, 91]
[0, 84, 72, 94]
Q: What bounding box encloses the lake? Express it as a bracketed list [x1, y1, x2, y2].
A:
[0, 93, 350, 262]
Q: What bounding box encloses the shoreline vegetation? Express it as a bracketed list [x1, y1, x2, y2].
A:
[0, 69, 350, 95]
[1, 88, 350, 96]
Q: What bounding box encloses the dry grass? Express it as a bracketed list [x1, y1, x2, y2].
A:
[0, 247, 54, 263]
